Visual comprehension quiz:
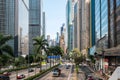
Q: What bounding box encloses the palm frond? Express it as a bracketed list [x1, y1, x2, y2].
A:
[2, 44, 14, 57]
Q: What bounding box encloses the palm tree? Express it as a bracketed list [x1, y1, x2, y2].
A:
[33, 35, 48, 71]
[0, 33, 13, 71]
[0, 34, 13, 56]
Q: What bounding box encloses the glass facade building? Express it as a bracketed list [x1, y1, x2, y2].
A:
[109, 0, 115, 47]
[29, 0, 41, 54]
[95, 0, 108, 48]
[90, 0, 95, 46]
[0, 0, 18, 57]
[74, 3, 78, 48]
[116, 0, 120, 45]
[109, 0, 120, 47]
[66, 0, 73, 52]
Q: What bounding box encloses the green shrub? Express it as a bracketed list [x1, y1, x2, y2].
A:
[25, 64, 60, 80]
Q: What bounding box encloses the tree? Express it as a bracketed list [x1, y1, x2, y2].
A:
[72, 48, 83, 66]
[0, 34, 13, 70]
[0, 34, 13, 56]
[25, 54, 34, 64]
[33, 35, 48, 71]
[0, 54, 13, 67]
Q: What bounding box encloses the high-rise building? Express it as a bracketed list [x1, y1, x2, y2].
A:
[42, 12, 46, 39]
[95, 0, 109, 51]
[93, 0, 120, 73]
[56, 32, 60, 46]
[76, 0, 90, 55]
[60, 23, 65, 36]
[29, 0, 42, 54]
[89, 0, 96, 55]
[90, 0, 95, 47]
[109, 0, 120, 47]
[73, 2, 78, 49]
[21, 35, 28, 55]
[66, 0, 74, 52]
[0, 0, 19, 57]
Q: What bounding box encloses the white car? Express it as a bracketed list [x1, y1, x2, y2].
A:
[52, 68, 61, 77]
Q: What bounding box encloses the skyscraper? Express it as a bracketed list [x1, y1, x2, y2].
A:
[0, 0, 19, 57]
[29, 0, 42, 54]
[56, 32, 60, 46]
[66, 0, 74, 52]
[42, 12, 46, 39]
[95, 0, 108, 50]
[109, 0, 120, 47]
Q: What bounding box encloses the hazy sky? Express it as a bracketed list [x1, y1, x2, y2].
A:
[43, 0, 66, 39]
[19, 0, 66, 39]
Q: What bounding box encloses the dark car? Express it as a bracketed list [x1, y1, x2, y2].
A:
[17, 74, 25, 79]
[0, 75, 10, 80]
[28, 68, 34, 72]
[87, 75, 94, 80]
[52, 68, 61, 77]
[66, 65, 70, 69]
[3, 72, 11, 76]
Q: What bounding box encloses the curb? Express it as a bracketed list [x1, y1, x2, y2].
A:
[87, 66, 105, 80]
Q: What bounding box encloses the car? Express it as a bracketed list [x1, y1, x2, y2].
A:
[87, 75, 94, 80]
[0, 75, 10, 80]
[66, 65, 69, 69]
[52, 68, 61, 77]
[28, 68, 34, 72]
[17, 74, 25, 79]
[3, 72, 11, 76]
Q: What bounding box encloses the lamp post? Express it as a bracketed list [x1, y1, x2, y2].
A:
[102, 50, 105, 75]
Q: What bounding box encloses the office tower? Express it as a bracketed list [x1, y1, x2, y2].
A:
[109, 0, 120, 47]
[42, 12, 46, 39]
[60, 23, 65, 36]
[73, 2, 80, 49]
[74, 0, 90, 55]
[0, 0, 19, 57]
[47, 35, 50, 46]
[29, 0, 42, 54]
[21, 35, 28, 55]
[56, 32, 60, 46]
[89, 0, 96, 55]
[66, 0, 74, 52]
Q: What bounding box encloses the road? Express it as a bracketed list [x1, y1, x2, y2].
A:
[9, 63, 55, 80]
[38, 64, 72, 80]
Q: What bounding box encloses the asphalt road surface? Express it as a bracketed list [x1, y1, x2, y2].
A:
[9, 63, 55, 80]
[38, 64, 72, 80]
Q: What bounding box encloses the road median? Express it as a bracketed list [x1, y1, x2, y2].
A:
[24, 64, 60, 80]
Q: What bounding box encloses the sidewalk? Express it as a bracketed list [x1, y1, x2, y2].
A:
[88, 66, 108, 80]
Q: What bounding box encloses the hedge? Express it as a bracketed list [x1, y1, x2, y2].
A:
[0, 64, 38, 74]
[24, 64, 60, 80]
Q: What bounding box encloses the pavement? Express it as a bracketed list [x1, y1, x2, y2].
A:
[88, 66, 108, 80]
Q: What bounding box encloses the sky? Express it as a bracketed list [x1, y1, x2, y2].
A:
[19, 0, 28, 36]
[43, 0, 67, 39]
[19, 0, 66, 39]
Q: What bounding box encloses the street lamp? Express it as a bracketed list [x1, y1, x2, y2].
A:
[102, 50, 105, 75]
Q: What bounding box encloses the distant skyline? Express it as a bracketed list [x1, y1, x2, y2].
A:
[19, 0, 66, 39]
[43, 0, 66, 39]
